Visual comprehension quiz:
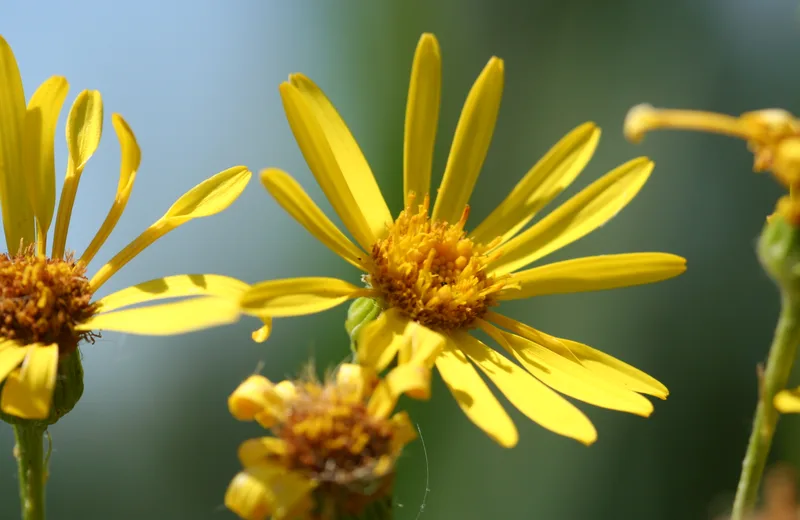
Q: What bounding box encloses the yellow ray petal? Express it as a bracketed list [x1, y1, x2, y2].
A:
[52, 90, 103, 259]
[240, 277, 368, 318]
[289, 74, 391, 239]
[775, 388, 800, 413]
[481, 320, 654, 416]
[489, 157, 653, 276]
[76, 296, 241, 335]
[279, 82, 376, 250]
[80, 114, 141, 265]
[499, 253, 687, 300]
[0, 36, 33, 252]
[432, 57, 504, 224]
[89, 166, 251, 291]
[434, 339, 518, 448]
[251, 318, 273, 343]
[260, 168, 368, 270]
[23, 76, 69, 253]
[0, 344, 58, 419]
[238, 437, 288, 467]
[228, 374, 282, 422]
[398, 321, 447, 367]
[0, 342, 29, 382]
[485, 310, 580, 363]
[470, 122, 600, 246]
[455, 331, 598, 445]
[404, 33, 441, 206]
[225, 465, 315, 520]
[357, 308, 411, 372]
[368, 363, 432, 419]
[96, 274, 249, 313]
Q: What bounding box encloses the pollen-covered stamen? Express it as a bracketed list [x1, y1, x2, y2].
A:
[0, 245, 98, 355]
[368, 193, 507, 331]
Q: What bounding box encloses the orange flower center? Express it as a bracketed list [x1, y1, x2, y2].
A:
[368, 194, 505, 331]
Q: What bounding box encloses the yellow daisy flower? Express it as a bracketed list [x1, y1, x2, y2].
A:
[0, 36, 251, 420]
[225, 334, 437, 520]
[240, 33, 686, 446]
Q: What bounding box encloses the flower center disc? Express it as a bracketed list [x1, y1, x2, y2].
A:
[0, 247, 97, 354]
[368, 195, 501, 331]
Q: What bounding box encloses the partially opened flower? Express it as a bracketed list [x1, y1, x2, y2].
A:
[0, 35, 251, 421]
[224, 333, 439, 520]
[240, 33, 686, 446]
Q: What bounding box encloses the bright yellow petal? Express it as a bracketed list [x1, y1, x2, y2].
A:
[23, 76, 69, 253]
[240, 277, 368, 318]
[357, 308, 411, 372]
[289, 74, 391, 239]
[260, 168, 368, 270]
[238, 437, 288, 467]
[499, 253, 687, 300]
[480, 320, 654, 417]
[455, 331, 598, 445]
[279, 82, 376, 250]
[399, 321, 447, 367]
[80, 114, 141, 265]
[225, 465, 315, 520]
[368, 362, 431, 419]
[0, 36, 33, 252]
[489, 157, 654, 276]
[404, 33, 441, 206]
[252, 318, 273, 344]
[432, 57, 504, 225]
[776, 388, 800, 413]
[75, 297, 241, 335]
[96, 274, 249, 313]
[89, 166, 251, 291]
[0, 344, 58, 419]
[228, 374, 282, 422]
[434, 339, 518, 448]
[52, 90, 103, 259]
[470, 122, 600, 246]
[0, 342, 29, 382]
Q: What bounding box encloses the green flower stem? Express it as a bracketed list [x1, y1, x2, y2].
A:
[13, 423, 47, 520]
[730, 291, 800, 520]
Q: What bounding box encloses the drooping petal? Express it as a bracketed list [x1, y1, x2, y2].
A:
[80, 114, 141, 265]
[89, 166, 251, 291]
[404, 33, 441, 206]
[470, 122, 600, 246]
[228, 375, 282, 422]
[368, 362, 431, 419]
[499, 253, 687, 300]
[225, 465, 316, 520]
[0, 36, 33, 252]
[238, 437, 288, 467]
[775, 388, 800, 413]
[432, 57, 504, 225]
[489, 157, 653, 276]
[289, 74, 392, 239]
[357, 307, 411, 372]
[398, 321, 447, 367]
[455, 331, 598, 445]
[240, 277, 369, 318]
[434, 339, 518, 448]
[22, 76, 69, 252]
[95, 274, 249, 313]
[0, 342, 29, 383]
[76, 297, 241, 335]
[0, 344, 58, 419]
[279, 82, 377, 250]
[251, 318, 273, 344]
[260, 168, 368, 270]
[52, 90, 103, 259]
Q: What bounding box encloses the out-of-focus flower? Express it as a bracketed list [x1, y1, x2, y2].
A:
[239, 33, 685, 447]
[714, 464, 800, 520]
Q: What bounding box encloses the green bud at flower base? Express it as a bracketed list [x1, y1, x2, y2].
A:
[758, 214, 800, 296]
[0, 350, 84, 427]
[345, 297, 385, 353]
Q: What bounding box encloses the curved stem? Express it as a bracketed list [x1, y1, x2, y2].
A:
[731, 291, 800, 519]
[13, 424, 46, 520]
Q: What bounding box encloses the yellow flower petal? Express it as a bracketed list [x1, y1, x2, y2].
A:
[368, 363, 431, 419]
[225, 465, 315, 520]
[357, 308, 411, 372]
[52, 90, 103, 259]
[80, 114, 141, 265]
[489, 157, 654, 276]
[289, 74, 392, 239]
[238, 437, 288, 467]
[455, 332, 598, 445]
[470, 122, 600, 246]
[260, 168, 368, 270]
[229, 375, 282, 422]
[404, 33, 441, 206]
[0, 344, 58, 419]
[0, 36, 33, 252]
[240, 277, 367, 318]
[434, 339, 518, 448]
[775, 388, 800, 413]
[279, 82, 376, 250]
[398, 321, 447, 367]
[22, 76, 69, 252]
[89, 166, 251, 291]
[76, 296, 241, 335]
[96, 274, 249, 313]
[252, 318, 273, 344]
[336, 363, 377, 401]
[0, 342, 29, 382]
[499, 253, 687, 300]
[432, 57, 504, 224]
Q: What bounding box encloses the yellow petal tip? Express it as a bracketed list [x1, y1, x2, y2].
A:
[624, 104, 656, 144]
